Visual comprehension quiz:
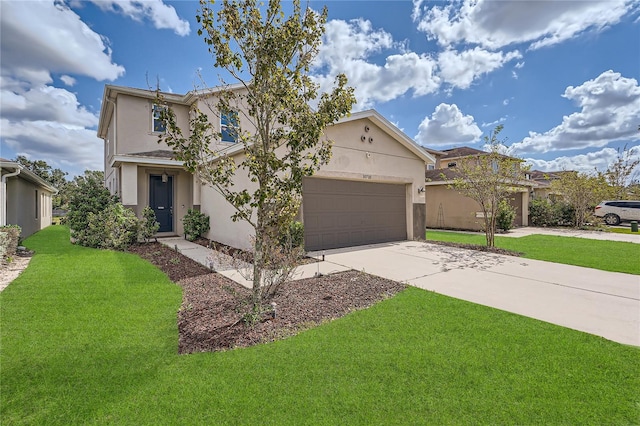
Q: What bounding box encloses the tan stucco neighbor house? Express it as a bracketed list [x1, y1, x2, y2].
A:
[424, 147, 535, 231]
[97, 85, 436, 251]
[1, 158, 56, 238]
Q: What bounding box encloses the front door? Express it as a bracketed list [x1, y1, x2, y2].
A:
[150, 175, 173, 232]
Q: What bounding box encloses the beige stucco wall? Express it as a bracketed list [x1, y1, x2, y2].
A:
[426, 185, 529, 230]
[115, 94, 190, 155]
[426, 186, 485, 231]
[200, 116, 427, 250]
[6, 177, 53, 238]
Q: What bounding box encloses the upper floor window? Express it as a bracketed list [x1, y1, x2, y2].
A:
[427, 164, 435, 170]
[152, 104, 166, 133]
[447, 161, 456, 168]
[221, 110, 238, 143]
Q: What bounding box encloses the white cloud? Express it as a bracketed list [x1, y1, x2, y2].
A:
[0, 0, 123, 176]
[60, 75, 76, 86]
[1, 119, 103, 173]
[438, 48, 522, 89]
[526, 147, 640, 175]
[0, 0, 125, 81]
[412, 0, 632, 50]
[87, 0, 190, 36]
[510, 70, 640, 154]
[415, 103, 482, 146]
[314, 18, 440, 108]
[1, 76, 98, 127]
[482, 117, 507, 128]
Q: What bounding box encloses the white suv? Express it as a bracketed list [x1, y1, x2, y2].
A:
[594, 200, 640, 225]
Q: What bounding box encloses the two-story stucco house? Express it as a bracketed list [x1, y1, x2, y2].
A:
[97, 85, 436, 251]
[424, 147, 535, 230]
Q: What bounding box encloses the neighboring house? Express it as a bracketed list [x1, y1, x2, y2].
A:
[97, 85, 435, 251]
[0, 158, 57, 238]
[424, 147, 535, 231]
[529, 170, 563, 200]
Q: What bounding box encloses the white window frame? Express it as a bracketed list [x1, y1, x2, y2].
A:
[220, 110, 239, 143]
[152, 104, 167, 134]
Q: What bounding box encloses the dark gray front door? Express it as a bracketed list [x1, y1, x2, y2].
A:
[150, 175, 173, 232]
[302, 178, 407, 251]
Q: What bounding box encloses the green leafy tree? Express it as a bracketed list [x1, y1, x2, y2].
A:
[66, 170, 118, 242]
[13, 156, 69, 209]
[447, 125, 529, 247]
[603, 144, 640, 199]
[551, 171, 610, 228]
[158, 0, 355, 312]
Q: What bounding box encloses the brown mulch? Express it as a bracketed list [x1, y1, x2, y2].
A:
[128, 242, 406, 354]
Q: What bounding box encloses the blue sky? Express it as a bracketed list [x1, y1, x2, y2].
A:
[1, 0, 639, 178]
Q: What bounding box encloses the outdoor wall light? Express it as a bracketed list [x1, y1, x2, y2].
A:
[162, 171, 168, 183]
[418, 186, 425, 194]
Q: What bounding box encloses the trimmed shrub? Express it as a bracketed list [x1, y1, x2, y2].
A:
[182, 209, 210, 241]
[529, 198, 576, 227]
[80, 203, 139, 251]
[496, 199, 516, 232]
[0, 225, 21, 259]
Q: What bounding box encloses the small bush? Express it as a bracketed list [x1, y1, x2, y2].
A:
[529, 198, 557, 227]
[529, 198, 575, 227]
[182, 209, 210, 241]
[0, 225, 21, 259]
[278, 221, 304, 249]
[496, 199, 516, 232]
[79, 203, 139, 251]
[139, 206, 160, 243]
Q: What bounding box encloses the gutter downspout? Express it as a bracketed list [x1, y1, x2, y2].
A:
[1, 167, 21, 226]
[105, 97, 117, 189]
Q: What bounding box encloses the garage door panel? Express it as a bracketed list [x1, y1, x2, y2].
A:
[303, 178, 407, 251]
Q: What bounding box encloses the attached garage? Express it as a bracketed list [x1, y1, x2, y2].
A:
[302, 178, 407, 251]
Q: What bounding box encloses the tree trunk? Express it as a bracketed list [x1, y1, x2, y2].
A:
[252, 215, 264, 312]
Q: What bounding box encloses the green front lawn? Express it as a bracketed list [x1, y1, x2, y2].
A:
[426, 230, 640, 275]
[2, 226, 639, 424]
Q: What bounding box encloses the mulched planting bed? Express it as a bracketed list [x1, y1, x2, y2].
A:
[129, 242, 406, 353]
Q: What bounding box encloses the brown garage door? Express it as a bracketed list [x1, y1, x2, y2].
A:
[302, 178, 407, 251]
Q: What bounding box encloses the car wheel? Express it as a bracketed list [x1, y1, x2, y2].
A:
[604, 213, 621, 226]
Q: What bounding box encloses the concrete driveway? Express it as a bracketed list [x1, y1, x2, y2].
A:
[309, 241, 640, 346]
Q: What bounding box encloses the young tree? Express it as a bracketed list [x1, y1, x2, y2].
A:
[551, 171, 610, 228]
[447, 126, 528, 247]
[603, 144, 640, 199]
[158, 0, 355, 313]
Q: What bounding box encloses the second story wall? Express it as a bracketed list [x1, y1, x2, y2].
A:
[115, 93, 190, 155]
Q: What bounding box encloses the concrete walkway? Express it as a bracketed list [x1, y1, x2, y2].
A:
[158, 237, 350, 287]
[309, 241, 640, 347]
[161, 235, 640, 346]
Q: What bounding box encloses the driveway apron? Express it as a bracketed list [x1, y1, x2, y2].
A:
[309, 241, 640, 346]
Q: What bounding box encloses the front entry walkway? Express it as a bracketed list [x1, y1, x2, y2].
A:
[309, 241, 640, 346]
